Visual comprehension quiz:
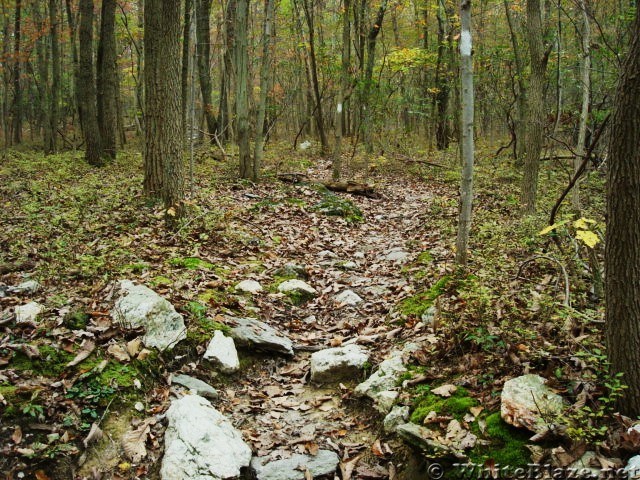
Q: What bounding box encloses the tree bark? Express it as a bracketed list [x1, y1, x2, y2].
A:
[332, 0, 351, 181]
[218, 0, 236, 143]
[97, 0, 118, 159]
[605, 4, 640, 417]
[503, 0, 526, 163]
[78, 0, 105, 166]
[433, 0, 452, 150]
[181, 0, 193, 135]
[47, 0, 61, 154]
[144, 0, 184, 224]
[12, 0, 21, 144]
[196, 0, 218, 138]
[235, 0, 251, 179]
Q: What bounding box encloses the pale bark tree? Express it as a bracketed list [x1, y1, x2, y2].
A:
[605, 3, 640, 417]
[144, 0, 184, 224]
[455, 0, 475, 267]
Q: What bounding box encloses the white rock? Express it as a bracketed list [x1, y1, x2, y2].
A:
[299, 140, 312, 150]
[501, 374, 564, 434]
[384, 406, 410, 433]
[235, 280, 263, 293]
[15, 302, 44, 324]
[374, 390, 400, 413]
[171, 374, 219, 400]
[626, 455, 640, 479]
[112, 280, 186, 351]
[310, 344, 369, 383]
[251, 450, 339, 480]
[334, 290, 363, 306]
[277, 279, 317, 296]
[228, 316, 294, 356]
[383, 248, 410, 263]
[339, 261, 359, 270]
[11, 280, 41, 294]
[204, 331, 240, 373]
[161, 395, 252, 480]
[353, 252, 365, 259]
[355, 353, 406, 413]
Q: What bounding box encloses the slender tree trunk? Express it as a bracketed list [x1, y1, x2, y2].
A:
[254, 0, 276, 180]
[2, 7, 10, 148]
[12, 0, 21, 144]
[181, 0, 193, 135]
[456, 0, 475, 267]
[144, 0, 184, 224]
[433, 0, 451, 150]
[66, 0, 81, 135]
[219, 0, 236, 142]
[333, 0, 351, 180]
[97, 0, 118, 159]
[48, 0, 60, 154]
[196, 0, 218, 138]
[34, 2, 50, 148]
[605, 4, 640, 418]
[235, 0, 251, 179]
[520, 0, 549, 214]
[504, 0, 526, 164]
[78, 0, 105, 166]
[571, 0, 591, 211]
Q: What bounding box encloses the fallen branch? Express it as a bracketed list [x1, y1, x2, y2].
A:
[277, 173, 310, 184]
[322, 181, 377, 198]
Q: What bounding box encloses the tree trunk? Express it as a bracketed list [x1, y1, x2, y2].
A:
[504, 0, 526, 164]
[78, 0, 105, 166]
[235, 0, 251, 179]
[254, 0, 276, 180]
[605, 4, 640, 418]
[181, 0, 193, 135]
[144, 0, 184, 224]
[455, 0, 475, 267]
[332, 0, 351, 181]
[34, 2, 50, 148]
[47, 0, 60, 154]
[196, 0, 218, 138]
[219, 0, 236, 142]
[97, 0, 118, 159]
[520, 0, 549, 214]
[12, 0, 21, 144]
[2, 7, 10, 149]
[433, 0, 451, 150]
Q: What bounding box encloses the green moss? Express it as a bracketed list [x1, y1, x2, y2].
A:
[417, 251, 433, 265]
[187, 317, 231, 344]
[399, 275, 452, 317]
[197, 288, 228, 305]
[0, 383, 18, 402]
[410, 386, 478, 423]
[97, 362, 137, 388]
[11, 345, 76, 377]
[63, 310, 90, 330]
[150, 275, 173, 287]
[169, 256, 214, 270]
[469, 413, 531, 467]
[313, 193, 363, 223]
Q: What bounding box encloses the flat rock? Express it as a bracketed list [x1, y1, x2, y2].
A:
[112, 280, 186, 351]
[383, 248, 410, 263]
[160, 395, 252, 480]
[250, 450, 340, 480]
[383, 406, 410, 433]
[171, 374, 219, 400]
[501, 374, 564, 434]
[15, 301, 44, 324]
[227, 316, 294, 356]
[396, 423, 451, 455]
[277, 279, 317, 296]
[236, 280, 263, 293]
[204, 331, 240, 373]
[334, 290, 363, 306]
[626, 455, 640, 479]
[310, 344, 369, 383]
[10, 280, 41, 294]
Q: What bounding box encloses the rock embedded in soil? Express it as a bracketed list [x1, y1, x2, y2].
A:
[382, 248, 410, 263]
[171, 374, 219, 400]
[160, 395, 252, 480]
[112, 280, 186, 351]
[310, 344, 369, 383]
[274, 263, 308, 280]
[383, 405, 410, 433]
[235, 280, 263, 293]
[227, 316, 294, 356]
[15, 301, 44, 324]
[625, 455, 640, 479]
[396, 423, 452, 456]
[250, 450, 340, 480]
[355, 352, 407, 412]
[10, 280, 41, 294]
[204, 330, 240, 373]
[500, 374, 564, 434]
[334, 289, 363, 306]
[277, 279, 317, 296]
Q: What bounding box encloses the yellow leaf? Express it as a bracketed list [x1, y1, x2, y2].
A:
[538, 220, 569, 236]
[167, 207, 176, 217]
[573, 217, 597, 229]
[576, 230, 600, 248]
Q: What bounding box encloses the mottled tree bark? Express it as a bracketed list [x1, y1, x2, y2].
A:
[12, 0, 21, 144]
[97, 0, 118, 158]
[605, 4, 640, 417]
[47, 0, 61, 154]
[236, 0, 251, 179]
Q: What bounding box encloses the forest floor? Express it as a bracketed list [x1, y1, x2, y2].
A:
[0, 141, 623, 480]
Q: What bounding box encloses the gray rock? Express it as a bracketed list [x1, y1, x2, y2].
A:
[396, 423, 451, 456]
[250, 450, 339, 480]
[334, 290, 363, 306]
[171, 374, 219, 400]
[570, 451, 601, 478]
[15, 301, 44, 324]
[10, 280, 41, 294]
[277, 279, 317, 296]
[383, 248, 410, 263]
[383, 406, 410, 433]
[236, 280, 263, 293]
[160, 395, 252, 480]
[501, 374, 564, 434]
[338, 261, 359, 270]
[626, 455, 640, 479]
[310, 344, 369, 383]
[274, 263, 308, 280]
[228, 317, 294, 356]
[112, 280, 186, 351]
[374, 390, 400, 413]
[355, 353, 406, 413]
[204, 331, 240, 373]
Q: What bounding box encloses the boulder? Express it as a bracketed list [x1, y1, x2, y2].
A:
[334, 290, 363, 306]
[235, 280, 263, 294]
[383, 406, 410, 433]
[277, 279, 317, 296]
[171, 374, 219, 400]
[250, 450, 339, 480]
[161, 395, 252, 480]
[355, 353, 406, 412]
[204, 331, 240, 373]
[228, 317, 294, 356]
[310, 344, 369, 383]
[112, 280, 186, 351]
[15, 301, 44, 324]
[500, 374, 564, 434]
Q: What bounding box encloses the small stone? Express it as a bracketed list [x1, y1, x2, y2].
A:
[235, 280, 263, 293]
[10, 280, 41, 294]
[396, 423, 450, 455]
[310, 344, 369, 383]
[15, 302, 44, 324]
[570, 451, 601, 478]
[383, 406, 410, 433]
[250, 450, 339, 480]
[334, 290, 363, 306]
[338, 261, 359, 270]
[353, 251, 365, 259]
[171, 374, 219, 399]
[204, 331, 240, 373]
[277, 279, 317, 296]
[374, 390, 400, 413]
[299, 140, 312, 150]
[134, 402, 144, 412]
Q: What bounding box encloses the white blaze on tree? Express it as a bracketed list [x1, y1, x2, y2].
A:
[455, 0, 475, 267]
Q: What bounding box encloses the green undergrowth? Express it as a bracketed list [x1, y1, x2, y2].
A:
[312, 191, 363, 223]
[398, 275, 452, 318]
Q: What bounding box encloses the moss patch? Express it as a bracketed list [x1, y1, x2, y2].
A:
[410, 386, 478, 423]
[468, 412, 531, 467]
[11, 345, 76, 377]
[399, 275, 452, 317]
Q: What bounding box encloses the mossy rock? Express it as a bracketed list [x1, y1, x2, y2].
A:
[399, 275, 452, 318]
[410, 386, 478, 423]
[63, 310, 90, 330]
[468, 412, 531, 468]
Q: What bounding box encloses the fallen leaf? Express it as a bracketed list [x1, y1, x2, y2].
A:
[470, 406, 483, 417]
[371, 439, 385, 457]
[122, 421, 152, 463]
[432, 384, 457, 397]
[34, 470, 51, 480]
[11, 426, 22, 444]
[340, 453, 364, 480]
[67, 340, 96, 367]
[126, 338, 142, 357]
[83, 422, 103, 448]
[107, 343, 131, 362]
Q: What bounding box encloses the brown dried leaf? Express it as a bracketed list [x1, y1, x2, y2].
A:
[122, 421, 151, 463]
[107, 343, 131, 362]
[432, 384, 457, 397]
[11, 425, 22, 444]
[67, 340, 96, 367]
